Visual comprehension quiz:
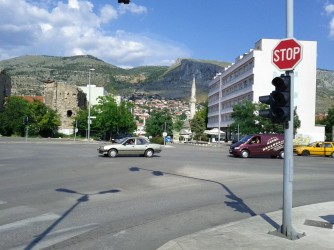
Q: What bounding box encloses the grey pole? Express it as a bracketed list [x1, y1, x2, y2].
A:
[281, 0, 303, 239]
[218, 73, 222, 145]
[87, 68, 95, 142]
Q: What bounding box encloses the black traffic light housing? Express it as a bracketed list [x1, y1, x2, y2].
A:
[23, 116, 29, 125]
[118, 0, 130, 4]
[259, 74, 291, 124]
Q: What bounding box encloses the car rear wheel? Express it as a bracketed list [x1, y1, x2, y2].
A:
[145, 149, 154, 158]
[278, 150, 284, 159]
[241, 149, 249, 158]
[302, 150, 310, 156]
[108, 149, 118, 158]
[331, 152, 334, 158]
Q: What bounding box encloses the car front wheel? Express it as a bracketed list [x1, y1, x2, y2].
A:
[331, 152, 334, 158]
[108, 149, 118, 158]
[302, 150, 310, 156]
[241, 149, 249, 158]
[145, 149, 154, 158]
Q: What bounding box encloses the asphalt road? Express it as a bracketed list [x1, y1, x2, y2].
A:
[0, 138, 334, 250]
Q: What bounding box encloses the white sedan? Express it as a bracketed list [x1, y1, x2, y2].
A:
[98, 137, 162, 158]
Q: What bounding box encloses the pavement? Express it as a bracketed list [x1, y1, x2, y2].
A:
[157, 201, 334, 250]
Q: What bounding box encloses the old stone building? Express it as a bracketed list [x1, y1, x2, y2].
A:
[44, 80, 86, 135]
[0, 69, 12, 112]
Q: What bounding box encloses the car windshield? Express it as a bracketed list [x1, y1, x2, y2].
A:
[118, 137, 130, 144]
[239, 135, 253, 143]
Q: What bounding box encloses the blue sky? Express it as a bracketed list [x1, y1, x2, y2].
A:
[0, 0, 333, 70]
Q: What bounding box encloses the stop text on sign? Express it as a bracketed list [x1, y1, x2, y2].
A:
[273, 47, 301, 62]
[272, 38, 303, 71]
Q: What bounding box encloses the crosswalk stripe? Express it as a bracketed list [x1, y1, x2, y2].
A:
[0, 213, 60, 232]
[9, 223, 99, 250]
[0, 205, 36, 221]
[0, 200, 7, 205]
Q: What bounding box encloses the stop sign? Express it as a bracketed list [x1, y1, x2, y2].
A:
[272, 38, 303, 70]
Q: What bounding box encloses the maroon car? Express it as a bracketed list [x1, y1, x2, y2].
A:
[229, 134, 284, 158]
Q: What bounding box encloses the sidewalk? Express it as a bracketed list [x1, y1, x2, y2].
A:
[157, 201, 334, 250]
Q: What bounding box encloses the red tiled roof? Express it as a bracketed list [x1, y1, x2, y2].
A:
[21, 96, 45, 103]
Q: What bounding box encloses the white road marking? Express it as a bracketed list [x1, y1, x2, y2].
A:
[0, 213, 60, 232]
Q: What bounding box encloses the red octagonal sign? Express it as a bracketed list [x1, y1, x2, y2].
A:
[272, 38, 303, 71]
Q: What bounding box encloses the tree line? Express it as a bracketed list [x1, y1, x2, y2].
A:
[2, 96, 333, 143]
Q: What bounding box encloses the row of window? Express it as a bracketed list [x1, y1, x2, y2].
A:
[208, 93, 253, 125]
[208, 75, 254, 108]
[222, 77, 253, 98]
[209, 92, 253, 114]
[222, 59, 254, 85]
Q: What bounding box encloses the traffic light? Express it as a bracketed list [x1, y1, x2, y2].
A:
[259, 74, 291, 124]
[118, 0, 130, 4]
[23, 116, 29, 125]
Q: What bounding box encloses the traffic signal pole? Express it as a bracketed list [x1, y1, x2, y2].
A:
[280, 0, 303, 240]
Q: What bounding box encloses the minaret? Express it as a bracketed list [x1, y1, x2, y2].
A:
[190, 75, 196, 119]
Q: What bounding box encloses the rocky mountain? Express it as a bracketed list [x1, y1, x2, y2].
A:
[0, 55, 334, 112]
[316, 69, 334, 114]
[0, 55, 229, 102]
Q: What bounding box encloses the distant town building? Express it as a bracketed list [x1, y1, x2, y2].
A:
[78, 85, 110, 106]
[208, 38, 324, 141]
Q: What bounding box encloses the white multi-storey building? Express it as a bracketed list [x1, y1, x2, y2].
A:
[78, 85, 109, 106]
[207, 38, 324, 141]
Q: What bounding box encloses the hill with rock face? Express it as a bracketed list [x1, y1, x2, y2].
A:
[316, 69, 334, 114]
[0, 55, 229, 102]
[0, 55, 334, 113]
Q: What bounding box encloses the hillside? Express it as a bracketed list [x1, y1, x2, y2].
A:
[1, 55, 334, 112]
[316, 69, 334, 113]
[0, 55, 229, 102]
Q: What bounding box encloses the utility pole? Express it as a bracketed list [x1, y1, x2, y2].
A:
[217, 73, 222, 145]
[280, 0, 303, 240]
[87, 68, 95, 142]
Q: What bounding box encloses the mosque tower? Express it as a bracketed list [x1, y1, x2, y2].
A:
[190, 75, 196, 119]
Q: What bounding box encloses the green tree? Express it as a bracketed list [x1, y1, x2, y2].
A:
[230, 100, 300, 135]
[93, 96, 136, 140]
[293, 106, 301, 135]
[0, 96, 29, 136]
[73, 108, 88, 137]
[230, 100, 274, 135]
[317, 106, 334, 140]
[145, 109, 173, 137]
[173, 115, 186, 132]
[28, 100, 60, 137]
[190, 107, 208, 140]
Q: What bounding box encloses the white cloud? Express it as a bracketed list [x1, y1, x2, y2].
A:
[0, 0, 189, 67]
[118, 3, 147, 15]
[325, 3, 334, 39]
[100, 5, 118, 23]
[325, 4, 334, 14]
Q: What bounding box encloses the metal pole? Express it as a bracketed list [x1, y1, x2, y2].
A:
[218, 73, 222, 144]
[286, 0, 293, 38]
[87, 68, 94, 142]
[25, 126, 28, 143]
[281, 0, 303, 240]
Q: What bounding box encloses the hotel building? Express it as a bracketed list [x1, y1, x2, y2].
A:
[207, 38, 324, 141]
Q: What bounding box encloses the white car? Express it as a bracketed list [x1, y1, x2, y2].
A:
[98, 137, 162, 158]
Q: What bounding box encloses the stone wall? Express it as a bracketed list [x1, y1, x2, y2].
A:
[44, 81, 86, 134]
[0, 70, 12, 112]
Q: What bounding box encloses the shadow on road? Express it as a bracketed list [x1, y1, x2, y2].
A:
[129, 166, 280, 229]
[24, 188, 120, 250]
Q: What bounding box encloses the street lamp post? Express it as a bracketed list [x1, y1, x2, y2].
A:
[87, 68, 95, 141]
[217, 73, 222, 145]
